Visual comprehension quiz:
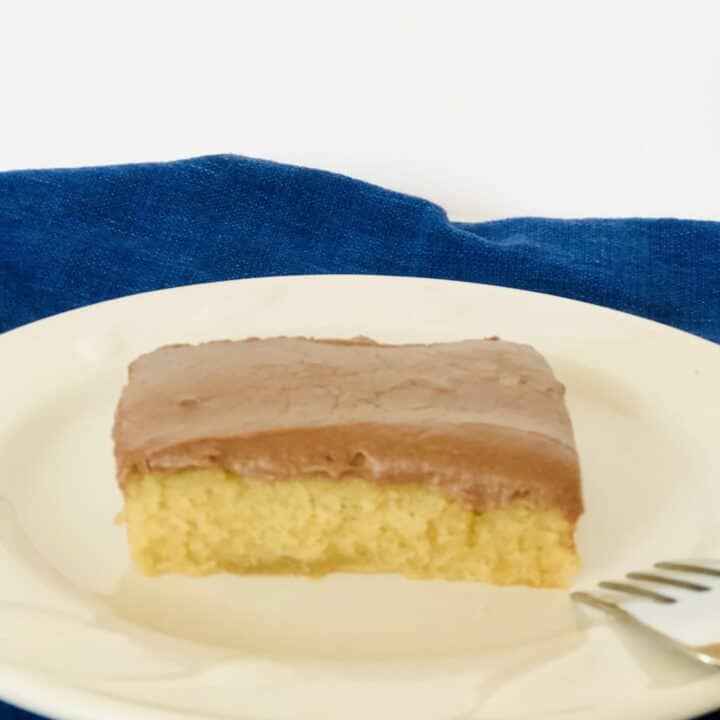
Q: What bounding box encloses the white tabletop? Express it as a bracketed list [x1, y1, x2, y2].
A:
[1, 0, 718, 221]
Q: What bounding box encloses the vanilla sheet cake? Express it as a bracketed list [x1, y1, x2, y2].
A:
[113, 337, 582, 586]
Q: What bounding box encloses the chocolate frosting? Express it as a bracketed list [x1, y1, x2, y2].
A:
[113, 337, 582, 520]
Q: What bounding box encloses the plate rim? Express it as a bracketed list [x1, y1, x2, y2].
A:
[1, 273, 718, 354]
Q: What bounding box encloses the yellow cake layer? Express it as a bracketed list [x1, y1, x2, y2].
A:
[122, 470, 579, 587]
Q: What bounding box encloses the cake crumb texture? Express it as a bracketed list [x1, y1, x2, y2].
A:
[123, 470, 579, 587]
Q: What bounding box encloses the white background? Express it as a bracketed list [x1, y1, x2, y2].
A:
[1, 0, 718, 221]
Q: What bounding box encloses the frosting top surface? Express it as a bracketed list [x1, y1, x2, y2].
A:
[113, 337, 582, 519]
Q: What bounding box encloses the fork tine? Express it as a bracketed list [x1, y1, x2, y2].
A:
[655, 561, 720, 578]
[626, 572, 710, 591]
[598, 581, 676, 603]
[571, 592, 630, 619]
[695, 644, 720, 667]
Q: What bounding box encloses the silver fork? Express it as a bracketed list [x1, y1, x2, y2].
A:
[572, 561, 720, 667]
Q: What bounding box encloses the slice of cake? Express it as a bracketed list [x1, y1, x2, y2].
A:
[113, 337, 582, 586]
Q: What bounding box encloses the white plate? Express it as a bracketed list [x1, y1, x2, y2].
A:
[1, 275, 719, 720]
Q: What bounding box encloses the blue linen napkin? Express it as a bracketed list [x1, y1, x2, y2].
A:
[1, 154, 719, 341]
[0, 155, 718, 720]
